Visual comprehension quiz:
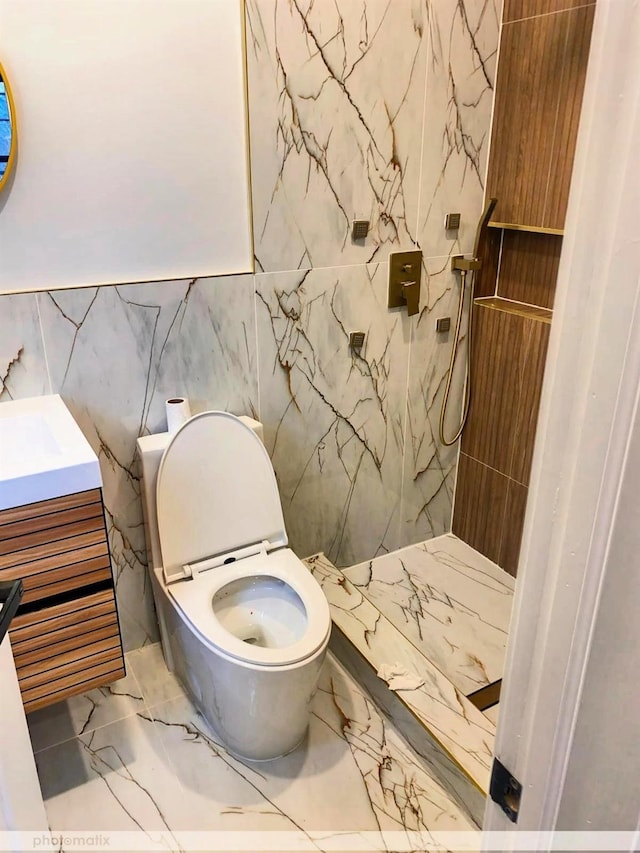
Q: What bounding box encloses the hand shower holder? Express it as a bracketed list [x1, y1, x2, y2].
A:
[451, 255, 482, 273]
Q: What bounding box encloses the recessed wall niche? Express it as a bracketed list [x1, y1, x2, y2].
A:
[0, 0, 252, 293]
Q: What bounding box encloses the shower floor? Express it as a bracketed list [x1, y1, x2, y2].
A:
[343, 534, 515, 699]
[305, 534, 515, 805]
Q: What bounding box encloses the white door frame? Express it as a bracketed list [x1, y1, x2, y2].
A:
[484, 0, 640, 840]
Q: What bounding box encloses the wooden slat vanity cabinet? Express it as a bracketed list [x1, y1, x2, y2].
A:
[0, 488, 124, 712]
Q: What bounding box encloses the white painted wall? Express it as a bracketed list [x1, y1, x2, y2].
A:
[0, 0, 252, 293]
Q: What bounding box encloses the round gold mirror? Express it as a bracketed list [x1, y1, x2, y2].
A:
[0, 62, 17, 192]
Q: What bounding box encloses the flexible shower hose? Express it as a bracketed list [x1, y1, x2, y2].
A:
[438, 268, 474, 447]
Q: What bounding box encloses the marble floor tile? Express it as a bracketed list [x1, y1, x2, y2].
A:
[33, 649, 475, 844]
[344, 533, 515, 695]
[27, 667, 144, 754]
[306, 553, 495, 796]
[125, 643, 183, 709]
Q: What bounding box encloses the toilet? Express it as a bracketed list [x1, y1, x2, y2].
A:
[136, 411, 331, 761]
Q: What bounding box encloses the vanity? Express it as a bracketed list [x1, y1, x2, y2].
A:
[0, 395, 124, 713]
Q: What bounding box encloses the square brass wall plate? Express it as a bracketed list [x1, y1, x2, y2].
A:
[388, 250, 422, 310]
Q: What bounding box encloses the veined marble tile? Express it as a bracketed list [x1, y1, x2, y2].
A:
[256, 263, 410, 566]
[305, 553, 496, 796]
[329, 629, 485, 827]
[35, 711, 183, 846]
[418, 0, 499, 259]
[37, 276, 258, 651]
[400, 259, 469, 546]
[344, 533, 515, 696]
[0, 292, 50, 401]
[34, 650, 475, 843]
[246, 0, 428, 272]
[27, 667, 144, 753]
[126, 643, 183, 709]
[484, 704, 499, 726]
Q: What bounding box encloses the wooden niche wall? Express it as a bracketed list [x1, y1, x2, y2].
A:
[452, 0, 595, 577]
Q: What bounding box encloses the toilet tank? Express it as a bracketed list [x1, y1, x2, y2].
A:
[136, 415, 264, 571]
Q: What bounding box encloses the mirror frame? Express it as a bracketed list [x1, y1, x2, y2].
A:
[0, 60, 17, 193]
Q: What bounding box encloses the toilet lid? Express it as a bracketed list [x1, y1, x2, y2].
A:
[156, 411, 287, 583]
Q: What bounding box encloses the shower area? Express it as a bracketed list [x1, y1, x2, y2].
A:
[311, 0, 596, 827]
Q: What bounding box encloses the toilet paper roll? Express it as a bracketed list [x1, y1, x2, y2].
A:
[165, 397, 192, 433]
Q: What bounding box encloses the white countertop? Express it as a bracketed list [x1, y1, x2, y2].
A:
[0, 395, 101, 511]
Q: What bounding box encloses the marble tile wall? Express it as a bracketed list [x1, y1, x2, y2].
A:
[0, 0, 499, 650]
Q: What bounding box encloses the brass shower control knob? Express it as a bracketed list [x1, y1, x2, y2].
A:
[388, 250, 422, 317]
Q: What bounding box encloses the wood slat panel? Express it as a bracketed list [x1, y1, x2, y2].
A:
[0, 541, 109, 583]
[0, 501, 104, 544]
[499, 480, 529, 577]
[486, 13, 567, 227]
[1, 552, 111, 597]
[503, 0, 595, 24]
[13, 623, 119, 668]
[0, 528, 107, 571]
[10, 588, 116, 634]
[21, 659, 125, 714]
[23, 666, 126, 714]
[544, 5, 596, 229]
[496, 230, 562, 309]
[21, 567, 113, 605]
[0, 489, 102, 527]
[0, 514, 104, 556]
[0, 514, 105, 557]
[11, 607, 117, 656]
[18, 637, 122, 688]
[452, 454, 510, 564]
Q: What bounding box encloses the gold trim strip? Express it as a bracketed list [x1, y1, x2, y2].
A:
[488, 221, 564, 236]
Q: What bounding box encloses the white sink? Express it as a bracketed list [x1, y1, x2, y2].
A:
[0, 395, 101, 510]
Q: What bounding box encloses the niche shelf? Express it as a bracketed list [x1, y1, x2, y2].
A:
[474, 296, 552, 324]
[488, 222, 564, 236]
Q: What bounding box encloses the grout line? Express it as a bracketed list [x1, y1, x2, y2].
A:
[503, 3, 596, 27]
[397, 307, 414, 550]
[34, 292, 54, 395]
[459, 450, 529, 489]
[412, 5, 433, 247]
[252, 274, 261, 424]
[449, 436, 462, 535]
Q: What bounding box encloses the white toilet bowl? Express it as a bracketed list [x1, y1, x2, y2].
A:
[137, 412, 331, 761]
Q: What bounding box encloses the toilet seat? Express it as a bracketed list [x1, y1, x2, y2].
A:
[156, 411, 288, 584]
[167, 548, 330, 667]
